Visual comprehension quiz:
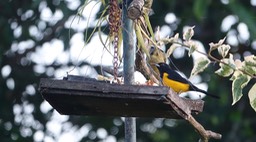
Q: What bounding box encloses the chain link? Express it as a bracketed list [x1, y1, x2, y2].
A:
[113, 35, 119, 81]
[108, 0, 121, 83]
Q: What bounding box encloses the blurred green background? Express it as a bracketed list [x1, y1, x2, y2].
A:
[1, 0, 256, 141]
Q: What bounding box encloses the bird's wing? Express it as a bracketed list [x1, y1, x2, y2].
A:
[166, 69, 190, 84]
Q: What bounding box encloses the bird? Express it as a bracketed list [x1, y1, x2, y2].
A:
[149, 46, 166, 79]
[155, 62, 219, 99]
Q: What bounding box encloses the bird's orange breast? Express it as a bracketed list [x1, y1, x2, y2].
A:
[162, 73, 190, 93]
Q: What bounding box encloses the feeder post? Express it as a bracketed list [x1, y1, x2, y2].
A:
[122, 0, 136, 142]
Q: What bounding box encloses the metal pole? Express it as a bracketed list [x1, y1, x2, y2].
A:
[122, 0, 136, 142]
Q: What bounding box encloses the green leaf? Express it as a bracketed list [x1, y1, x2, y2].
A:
[188, 41, 198, 57]
[231, 71, 251, 105]
[144, 14, 155, 41]
[215, 64, 233, 77]
[100, 0, 106, 6]
[135, 23, 150, 57]
[168, 33, 179, 43]
[215, 54, 235, 77]
[218, 44, 231, 58]
[166, 44, 179, 57]
[183, 40, 198, 57]
[209, 37, 226, 51]
[183, 26, 195, 41]
[249, 83, 256, 112]
[244, 55, 256, 65]
[243, 55, 256, 75]
[190, 57, 210, 77]
[165, 34, 180, 57]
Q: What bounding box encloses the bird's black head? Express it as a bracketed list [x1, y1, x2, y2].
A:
[155, 62, 170, 76]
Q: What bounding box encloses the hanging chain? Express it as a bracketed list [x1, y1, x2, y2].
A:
[109, 0, 121, 82]
[113, 35, 119, 81]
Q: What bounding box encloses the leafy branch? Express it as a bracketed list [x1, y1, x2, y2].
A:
[146, 26, 256, 112]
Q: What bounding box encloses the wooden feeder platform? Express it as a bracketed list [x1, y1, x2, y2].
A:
[39, 75, 204, 119]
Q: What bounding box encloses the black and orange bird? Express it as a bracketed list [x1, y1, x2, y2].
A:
[155, 62, 219, 99]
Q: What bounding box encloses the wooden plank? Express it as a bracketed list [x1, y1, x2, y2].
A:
[39, 76, 204, 118]
[40, 78, 170, 95]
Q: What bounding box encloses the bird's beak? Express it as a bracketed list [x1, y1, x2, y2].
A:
[154, 63, 160, 67]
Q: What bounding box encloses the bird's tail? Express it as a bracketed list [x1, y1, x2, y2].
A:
[199, 89, 220, 99]
[190, 85, 220, 99]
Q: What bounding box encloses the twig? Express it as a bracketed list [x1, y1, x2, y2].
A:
[188, 115, 222, 142]
[165, 89, 222, 142]
[135, 51, 159, 84]
[171, 41, 256, 79]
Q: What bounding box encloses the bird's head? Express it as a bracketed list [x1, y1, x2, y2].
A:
[155, 62, 170, 76]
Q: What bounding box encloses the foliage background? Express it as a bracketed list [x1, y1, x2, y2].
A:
[1, 0, 256, 141]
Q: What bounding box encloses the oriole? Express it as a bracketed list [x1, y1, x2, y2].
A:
[156, 62, 219, 99]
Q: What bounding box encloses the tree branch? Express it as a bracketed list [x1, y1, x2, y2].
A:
[165, 89, 222, 142]
[135, 51, 159, 84]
